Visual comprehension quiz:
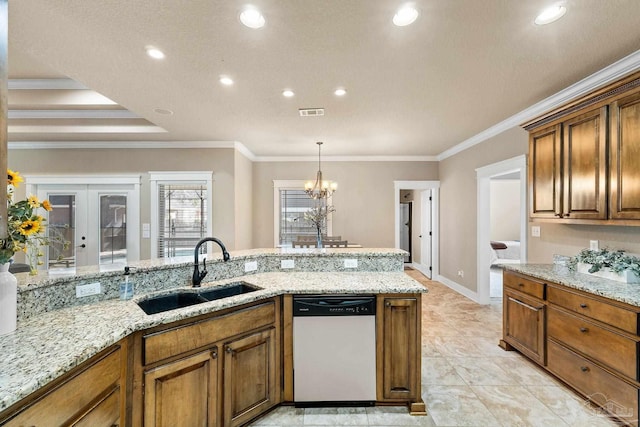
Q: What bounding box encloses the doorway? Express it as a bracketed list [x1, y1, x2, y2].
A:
[394, 181, 439, 279]
[26, 175, 141, 271]
[476, 156, 527, 304]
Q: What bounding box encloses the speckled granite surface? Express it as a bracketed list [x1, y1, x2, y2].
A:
[0, 251, 424, 412]
[505, 264, 640, 307]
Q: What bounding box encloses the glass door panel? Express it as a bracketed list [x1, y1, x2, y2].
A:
[99, 194, 127, 265]
[47, 194, 76, 269]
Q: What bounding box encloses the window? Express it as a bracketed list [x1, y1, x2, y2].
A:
[150, 172, 213, 258]
[273, 180, 333, 247]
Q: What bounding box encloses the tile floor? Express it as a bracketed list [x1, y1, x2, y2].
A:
[248, 269, 623, 427]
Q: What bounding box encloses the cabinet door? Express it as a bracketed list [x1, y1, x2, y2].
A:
[223, 328, 277, 427]
[503, 290, 546, 365]
[379, 297, 418, 400]
[562, 106, 608, 219]
[529, 124, 563, 218]
[610, 89, 640, 220]
[144, 348, 218, 427]
[72, 387, 120, 427]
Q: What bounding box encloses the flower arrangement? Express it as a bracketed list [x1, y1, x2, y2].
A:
[303, 203, 335, 244]
[568, 248, 640, 278]
[1, 169, 68, 274]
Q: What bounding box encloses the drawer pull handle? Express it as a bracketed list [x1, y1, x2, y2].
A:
[580, 303, 588, 308]
[518, 283, 525, 287]
[579, 327, 588, 333]
[580, 366, 589, 372]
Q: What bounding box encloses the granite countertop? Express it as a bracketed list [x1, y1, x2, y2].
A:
[0, 271, 426, 412]
[505, 264, 640, 307]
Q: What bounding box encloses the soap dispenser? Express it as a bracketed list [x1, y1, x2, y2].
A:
[120, 266, 134, 300]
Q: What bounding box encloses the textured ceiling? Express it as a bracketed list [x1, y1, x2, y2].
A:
[7, 0, 640, 157]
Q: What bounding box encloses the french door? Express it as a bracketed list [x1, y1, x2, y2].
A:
[27, 176, 140, 271]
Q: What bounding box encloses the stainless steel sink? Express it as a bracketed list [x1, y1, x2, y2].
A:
[137, 281, 261, 315]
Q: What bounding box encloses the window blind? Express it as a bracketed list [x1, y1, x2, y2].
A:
[158, 184, 207, 257]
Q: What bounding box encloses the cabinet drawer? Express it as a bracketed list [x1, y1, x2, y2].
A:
[548, 285, 639, 335]
[5, 346, 121, 427]
[144, 300, 275, 365]
[548, 306, 639, 380]
[548, 340, 638, 427]
[503, 271, 545, 299]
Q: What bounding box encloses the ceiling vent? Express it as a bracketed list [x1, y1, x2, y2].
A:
[299, 108, 325, 117]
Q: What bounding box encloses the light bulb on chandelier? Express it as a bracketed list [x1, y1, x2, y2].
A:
[304, 142, 337, 199]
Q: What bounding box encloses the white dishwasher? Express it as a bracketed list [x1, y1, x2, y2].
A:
[293, 295, 377, 406]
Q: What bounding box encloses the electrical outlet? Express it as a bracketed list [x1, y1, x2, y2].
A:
[457, 270, 464, 278]
[531, 226, 541, 237]
[590, 240, 599, 251]
[281, 259, 295, 269]
[344, 259, 358, 268]
[76, 282, 101, 298]
[244, 261, 258, 272]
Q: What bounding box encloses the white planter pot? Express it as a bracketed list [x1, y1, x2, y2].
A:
[577, 262, 640, 284]
[0, 263, 17, 335]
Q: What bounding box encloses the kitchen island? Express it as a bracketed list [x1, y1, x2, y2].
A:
[501, 264, 640, 427]
[0, 248, 427, 426]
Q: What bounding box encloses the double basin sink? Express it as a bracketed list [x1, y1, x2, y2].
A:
[137, 282, 261, 315]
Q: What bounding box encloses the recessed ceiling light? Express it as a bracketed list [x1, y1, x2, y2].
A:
[334, 88, 347, 97]
[219, 76, 234, 86]
[282, 90, 295, 98]
[145, 46, 165, 59]
[154, 108, 174, 115]
[534, 4, 567, 25]
[393, 5, 419, 26]
[240, 8, 265, 29]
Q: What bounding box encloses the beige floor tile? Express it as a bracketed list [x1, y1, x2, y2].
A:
[303, 407, 368, 425]
[249, 405, 305, 425]
[526, 385, 623, 427]
[447, 357, 520, 386]
[422, 357, 467, 386]
[496, 357, 560, 386]
[423, 384, 501, 426]
[431, 336, 485, 358]
[366, 406, 436, 426]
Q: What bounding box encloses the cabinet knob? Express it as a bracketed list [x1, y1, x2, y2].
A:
[554, 213, 563, 218]
[579, 327, 588, 333]
[518, 283, 524, 287]
[211, 346, 218, 359]
[385, 301, 391, 307]
[579, 303, 588, 308]
[580, 366, 589, 372]
[564, 213, 570, 217]
[226, 346, 234, 354]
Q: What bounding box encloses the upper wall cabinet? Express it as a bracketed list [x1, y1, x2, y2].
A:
[525, 72, 640, 224]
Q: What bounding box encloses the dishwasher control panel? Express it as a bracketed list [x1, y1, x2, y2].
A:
[292, 295, 376, 316]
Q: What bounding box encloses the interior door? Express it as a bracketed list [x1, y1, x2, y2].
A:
[36, 184, 138, 270]
[420, 190, 432, 279]
[399, 202, 412, 263]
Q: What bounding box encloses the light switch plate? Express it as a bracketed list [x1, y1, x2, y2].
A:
[245, 261, 258, 272]
[281, 259, 295, 269]
[531, 226, 541, 237]
[590, 240, 599, 250]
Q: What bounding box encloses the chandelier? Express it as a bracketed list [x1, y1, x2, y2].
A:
[304, 141, 337, 199]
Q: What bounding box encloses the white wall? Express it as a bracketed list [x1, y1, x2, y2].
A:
[490, 179, 520, 241]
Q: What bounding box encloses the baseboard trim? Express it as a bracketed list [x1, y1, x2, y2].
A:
[435, 275, 482, 304]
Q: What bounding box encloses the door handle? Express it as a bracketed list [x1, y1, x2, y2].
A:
[77, 244, 86, 248]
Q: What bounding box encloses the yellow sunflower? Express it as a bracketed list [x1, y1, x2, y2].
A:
[18, 219, 42, 236]
[41, 199, 53, 211]
[28, 195, 40, 209]
[7, 169, 23, 187]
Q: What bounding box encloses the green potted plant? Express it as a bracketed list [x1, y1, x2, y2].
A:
[568, 248, 640, 284]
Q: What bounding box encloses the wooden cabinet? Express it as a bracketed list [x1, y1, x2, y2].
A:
[376, 295, 426, 415]
[502, 271, 640, 427]
[500, 272, 546, 365]
[529, 124, 562, 218]
[528, 107, 607, 220]
[134, 299, 281, 427]
[1, 341, 127, 427]
[144, 348, 219, 427]
[223, 328, 277, 427]
[526, 71, 640, 224]
[610, 87, 640, 220]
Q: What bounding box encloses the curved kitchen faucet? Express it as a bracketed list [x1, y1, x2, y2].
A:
[192, 237, 231, 287]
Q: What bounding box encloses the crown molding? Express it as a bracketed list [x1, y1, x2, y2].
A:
[437, 48, 640, 161]
[8, 140, 239, 150]
[8, 109, 139, 119]
[254, 155, 438, 162]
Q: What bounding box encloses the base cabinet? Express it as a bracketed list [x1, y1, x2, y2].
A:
[223, 328, 277, 427]
[503, 290, 546, 365]
[144, 348, 219, 427]
[135, 299, 281, 427]
[376, 295, 426, 414]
